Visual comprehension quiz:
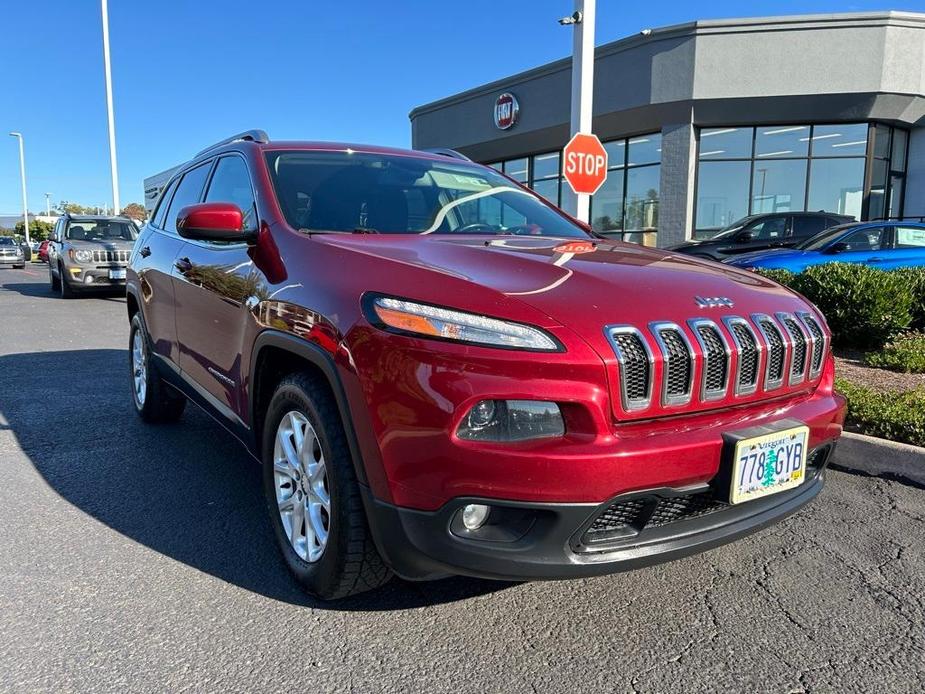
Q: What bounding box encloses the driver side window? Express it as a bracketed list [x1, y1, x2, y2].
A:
[204, 156, 257, 231]
[743, 217, 787, 241]
[839, 227, 885, 251]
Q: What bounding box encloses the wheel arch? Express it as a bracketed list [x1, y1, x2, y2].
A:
[249, 330, 368, 486]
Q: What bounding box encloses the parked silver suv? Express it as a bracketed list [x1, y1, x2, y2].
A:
[48, 214, 137, 298]
[0, 236, 25, 269]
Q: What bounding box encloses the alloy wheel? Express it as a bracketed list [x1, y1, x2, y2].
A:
[273, 411, 331, 562]
[132, 330, 147, 406]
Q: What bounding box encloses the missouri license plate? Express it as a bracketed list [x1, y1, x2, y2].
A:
[109, 269, 126, 280]
[730, 425, 809, 505]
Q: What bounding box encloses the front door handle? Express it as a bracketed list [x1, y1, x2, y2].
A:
[174, 257, 193, 273]
[139, 246, 151, 258]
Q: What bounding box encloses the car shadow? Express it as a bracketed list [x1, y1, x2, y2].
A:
[0, 278, 126, 302]
[0, 348, 511, 611]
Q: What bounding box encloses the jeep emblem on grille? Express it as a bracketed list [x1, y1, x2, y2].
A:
[695, 296, 734, 308]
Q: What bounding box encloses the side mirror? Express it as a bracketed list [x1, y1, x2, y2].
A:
[176, 202, 249, 242]
[826, 241, 849, 254]
[737, 230, 756, 243]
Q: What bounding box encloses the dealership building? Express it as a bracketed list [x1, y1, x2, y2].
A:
[410, 11, 925, 247]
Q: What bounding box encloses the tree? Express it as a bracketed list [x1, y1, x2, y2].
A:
[58, 201, 93, 215]
[15, 219, 54, 241]
[120, 202, 147, 221]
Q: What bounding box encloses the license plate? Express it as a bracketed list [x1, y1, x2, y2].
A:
[109, 269, 126, 280]
[730, 425, 809, 504]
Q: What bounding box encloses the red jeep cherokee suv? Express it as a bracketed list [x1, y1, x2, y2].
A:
[127, 130, 845, 599]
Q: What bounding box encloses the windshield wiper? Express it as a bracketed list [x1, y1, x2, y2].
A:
[352, 227, 379, 234]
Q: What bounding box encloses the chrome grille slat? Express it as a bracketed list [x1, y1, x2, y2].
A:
[797, 312, 826, 379]
[688, 319, 730, 401]
[650, 322, 694, 406]
[723, 317, 761, 396]
[778, 313, 808, 385]
[90, 249, 130, 264]
[752, 314, 786, 391]
[606, 326, 654, 412]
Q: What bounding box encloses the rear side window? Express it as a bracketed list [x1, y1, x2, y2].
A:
[164, 162, 212, 233]
[791, 216, 828, 237]
[152, 178, 179, 229]
[840, 227, 886, 251]
[744, 217, 787, 240]
[895, 226, 925, 248]
[205, 156, 257, 230]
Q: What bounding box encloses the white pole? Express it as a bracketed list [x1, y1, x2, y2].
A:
[101, 0, 120, 214]
[9, 132, 30, 246]
[45, 193, 51, 216]
[569, 0, 596, 222]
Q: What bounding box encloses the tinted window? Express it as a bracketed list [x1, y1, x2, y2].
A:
[696, 161, 750, 231]
[744, 217, 787, 240]
[164, 163, 211, 233]
[895, 226, 925, 248]
[840, 227, 885, 251]
[809, 124, 868, 157]
[750, 160, 806, 214]
[699, 128, 752, 159]
[627, 134, 661, 166]
[65, 220, 137, 241]
[205, 156, 257, 230]
[153, 178, 179, 229]
[755, 125, 809, 158]
[807, 158, 865, 221]
[791, 216, 828, 238]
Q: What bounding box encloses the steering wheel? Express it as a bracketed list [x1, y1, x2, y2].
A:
[456, 223, 496, 233]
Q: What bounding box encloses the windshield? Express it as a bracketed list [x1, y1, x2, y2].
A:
[799, 224, 856, 250]
[710, 216, 757, 240]
[0, 237, 14, 246]
[265, 150, 589, 238]
[65, 220, 137, 242]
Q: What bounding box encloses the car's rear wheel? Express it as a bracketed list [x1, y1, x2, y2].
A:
[129, 313, 186, 423]
[262, 373, 391, 600]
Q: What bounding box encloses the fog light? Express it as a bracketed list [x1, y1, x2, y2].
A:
[84, 275, 94, 284]
[461, 504, 490, 530]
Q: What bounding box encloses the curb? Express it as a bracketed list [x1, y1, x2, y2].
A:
[831, 432, 925, 486]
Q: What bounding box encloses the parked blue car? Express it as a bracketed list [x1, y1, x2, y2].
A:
[725, 221, 925, 272]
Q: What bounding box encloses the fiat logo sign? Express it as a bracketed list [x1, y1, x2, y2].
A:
[494, 93, 519, 130]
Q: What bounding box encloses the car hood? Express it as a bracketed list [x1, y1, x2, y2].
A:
[319, 234, 810, 335]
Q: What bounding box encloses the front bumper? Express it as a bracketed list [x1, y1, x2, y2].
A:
[363, 443, 834, 581]
[0, 256, 24, 265]
[64, 265, 127, 287]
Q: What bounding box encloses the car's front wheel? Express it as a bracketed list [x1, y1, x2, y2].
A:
[49, 264, 60, 291]
[262, 373, 391, 600]
[129, 313, 186, 423]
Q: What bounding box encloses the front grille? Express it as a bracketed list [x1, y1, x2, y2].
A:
[608, 329, 652, 409]
[90, 249, 130, 263]
[800, 313, 826, 377]
[696, 323, 728, 397]
[656, 326, 693, 403]
[758, 318, 785, 388]
[782, 317, 807, 383]
[728, 319, 759, 394]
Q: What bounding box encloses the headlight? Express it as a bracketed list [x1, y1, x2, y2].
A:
[457, 399, 565, 441]
[71, 249, 93, 263]
[15, 248, 23, 257]
[367, 296, 560, 351]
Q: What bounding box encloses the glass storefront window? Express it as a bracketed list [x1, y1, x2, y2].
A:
[810, 124, 868, 157]
[503, 158, 528, 183]
[695, 161, 751, 231]
[590, 170, 625, 234]
[604, 140, 626, 168]
[755, 125, 810, 159]
[532, 152, 559, 180]
[627, 134, 661, 166]
[868, 158, 889, 220]
[625, 165, 660, 232]
[699, 127, 752, 159]
[487, 162, 502, 172]
[873, 124, 892, 159]
[559, 181, 577, 217]
[807, 158, 865, 219]
[531, 178, 558, 205]
[892, 129, 908, 172]
[751, 160, 807, 213]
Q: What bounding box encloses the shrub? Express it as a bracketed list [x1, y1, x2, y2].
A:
[755, 268, 797, 287]
[866, 332, 925, 373]
[789, 264, 914, 349]
[835, 378, 925, 448]
[897, 267, 925, 331]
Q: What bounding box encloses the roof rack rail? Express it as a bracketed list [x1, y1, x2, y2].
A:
[194, 129, 270, 158]
[422, 147, 472, 162]
[870, 215, 925, 223]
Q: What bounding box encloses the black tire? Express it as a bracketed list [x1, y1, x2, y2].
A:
[129, 313, 186, 423]
[49, 264, 60, 291]
[262, 373, 391, 600]
[59, 264, 77, 298]
[13, 264, 25, 270]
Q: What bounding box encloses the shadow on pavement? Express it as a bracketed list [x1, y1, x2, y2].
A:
[0, 348, 511, 611]
[0, 274, 126, 302]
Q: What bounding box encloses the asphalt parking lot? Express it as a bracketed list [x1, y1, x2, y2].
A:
[1, 267, 924, 693]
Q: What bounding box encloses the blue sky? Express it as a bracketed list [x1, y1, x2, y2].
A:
[2, 0, 922, 213]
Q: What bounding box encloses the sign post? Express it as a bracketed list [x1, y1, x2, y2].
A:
[566, 0, 596, 222]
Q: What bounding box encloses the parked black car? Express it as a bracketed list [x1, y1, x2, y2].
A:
[669, 212, 854, 261]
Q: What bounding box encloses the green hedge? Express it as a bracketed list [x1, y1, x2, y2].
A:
[897, 267, 925, 332]
[836, 378, 925, 448]
[866, 332, 925, 373]
[758, 264, 916, 349]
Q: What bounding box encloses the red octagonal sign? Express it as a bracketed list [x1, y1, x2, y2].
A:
[562, 133, 608, 195]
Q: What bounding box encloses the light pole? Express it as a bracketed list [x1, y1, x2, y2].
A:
[45, 193, 52, 216]
[560, 0, 597, 222]
[9, 132, 30, 247]
[101, 0, 120, 214]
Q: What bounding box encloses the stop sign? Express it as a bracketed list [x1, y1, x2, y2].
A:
[562, 133, 608, 195]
